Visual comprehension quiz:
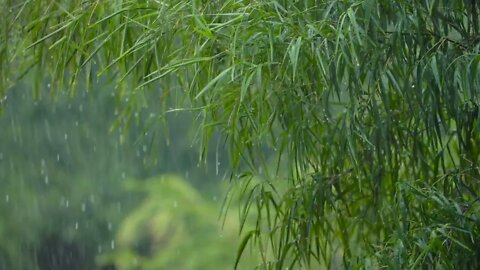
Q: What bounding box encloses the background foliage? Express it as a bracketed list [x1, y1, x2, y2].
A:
[100, 174, 260, 270]
[0, 81, 257, 269]
[2, 0, 480, 269]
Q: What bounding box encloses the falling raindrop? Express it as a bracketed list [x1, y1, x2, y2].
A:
[111, 240, 115, 250]
[65, 200, 69, 208]
[64, 133, 68, 140]
[75, 222, 79, 230]
[142, 145, 147, 153]
[5, 194, 9, 203]
[81, 203, 86, 212]
[45, 175, 49, 185]
[108, 222, 112, 231]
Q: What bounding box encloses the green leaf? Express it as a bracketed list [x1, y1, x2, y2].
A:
[195, 66, 234, 99]
[289, 37, 302, 81]
[234, 230, 256, 270]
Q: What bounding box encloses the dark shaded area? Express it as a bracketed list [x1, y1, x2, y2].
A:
[37, 235, 89, 270]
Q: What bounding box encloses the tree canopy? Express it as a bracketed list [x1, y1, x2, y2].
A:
[2, 0, 480, 268]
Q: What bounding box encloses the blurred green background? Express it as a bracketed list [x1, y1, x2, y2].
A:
[0, 80, 259, 269]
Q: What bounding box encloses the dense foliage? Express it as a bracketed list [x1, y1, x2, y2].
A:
[2, 0, 480, 268]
